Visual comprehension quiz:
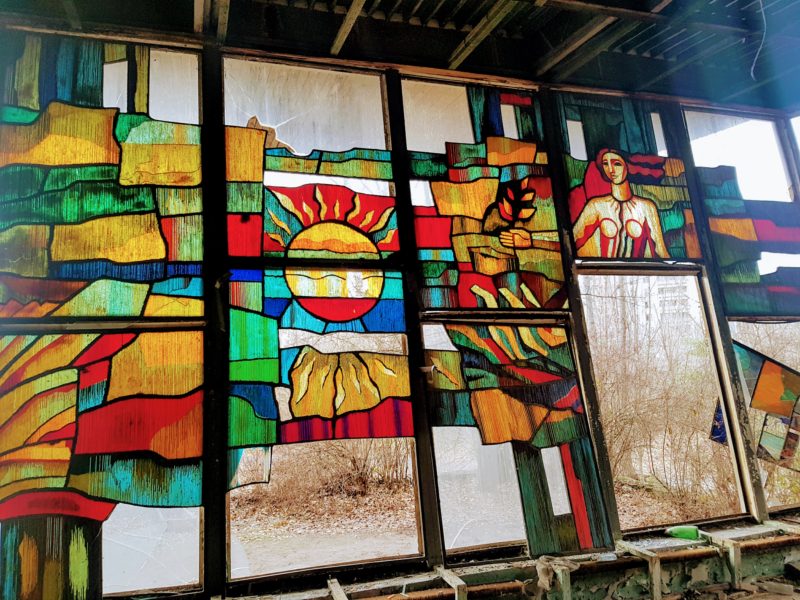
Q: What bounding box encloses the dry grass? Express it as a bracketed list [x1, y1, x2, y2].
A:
[229, 439, 418, 535]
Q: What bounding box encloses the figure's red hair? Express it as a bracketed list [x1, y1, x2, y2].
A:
[594, 148, 665, 181]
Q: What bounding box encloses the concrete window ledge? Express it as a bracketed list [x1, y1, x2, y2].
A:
[243, 518, 800, 600]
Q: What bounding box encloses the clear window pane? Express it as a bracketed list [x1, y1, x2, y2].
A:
[685, 110, 792, 201]
[433, 428, 526, 552]
[579, 274, 742, 529]
[229, 439, 421, 577]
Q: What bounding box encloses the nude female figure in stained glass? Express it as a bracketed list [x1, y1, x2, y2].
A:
[573, 149, 669, 258]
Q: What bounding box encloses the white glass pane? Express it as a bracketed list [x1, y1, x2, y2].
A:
[566, 119, 588, 160]
[501, 104, 519, 139]
[102, 61, 127, 112]
[541, 446, 571, 516]
[149, 50, 199, 124]
[224, 58, 386, 154]
[263, 171, 390, 196]
[685, 110, 791, 201]
[434, 428, 526, 551]
[401, 80, 475, 153]
[579, 274, 743, 529]
[103, 506, 200, 594]
[650, 112, 668, 157]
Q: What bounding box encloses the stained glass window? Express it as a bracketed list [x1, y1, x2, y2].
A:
[558, 93, 701, 261]
[224, 59, 394, 259]
[0, 31, 204, 598]
[223, 59, 421, 577]
[685, 111, 800, 317]
[423, 322, 611, 555]
[403, 80, 566, 310]
[0, 34, 203, 319]
[0, 330, 204, 595]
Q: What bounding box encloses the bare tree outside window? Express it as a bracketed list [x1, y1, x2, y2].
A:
[579, 274, 742, 529]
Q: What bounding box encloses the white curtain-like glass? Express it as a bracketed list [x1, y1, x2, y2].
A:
[223, 58, 386, 154]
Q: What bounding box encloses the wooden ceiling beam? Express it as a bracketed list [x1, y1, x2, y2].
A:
[534, 14, 615, 76]
[535, 0, 675, 79]
[60, 0, 82, 30]
[524, 0, 800, 41]
[636, 35, 745, 91]
[448, 0, 518, 69]
[194, 0, 211, 33]
[213, 0, 231, 41]
[330, 0, 368, 55]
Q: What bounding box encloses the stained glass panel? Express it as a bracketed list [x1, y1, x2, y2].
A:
[223, 59, 395, 259]
[716, 342, 800, 468]
[695, 169, 800, 316]
[228, 268, 412, 471]
[0, 33, 203, 318]
[423, 322, 611, 556]
[403, 81, 566, 310]
[0, 330, 204, 596]
[558, 93, 701, 260]
[226, 268, 420, 576]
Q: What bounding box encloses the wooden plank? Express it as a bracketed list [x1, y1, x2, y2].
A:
[527, 0, 800, 41]
[194, 0, 212, 33]
[215, 0, 231, 41]
[448, 0, 518, 69]
[617, 541, 662, 600]
[330, 0, 368, 55]
[553, 564, 572, 600]
[636, 36, 744, 91]
[534, 15, 616, 76]
[328, 578, 349, 600]
[435, 566, 468, 600]
[700, 532, 743, 589]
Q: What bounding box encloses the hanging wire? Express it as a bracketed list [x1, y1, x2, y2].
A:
[750, 0, 767, 80]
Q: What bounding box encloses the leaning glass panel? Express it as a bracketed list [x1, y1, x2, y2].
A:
[579, 274, 743, 529]
[727, 322, 800, 509]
